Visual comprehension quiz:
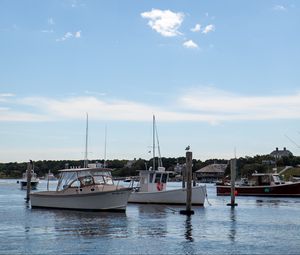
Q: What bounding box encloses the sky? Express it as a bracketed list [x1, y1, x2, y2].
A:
[1, 0, 300, 163]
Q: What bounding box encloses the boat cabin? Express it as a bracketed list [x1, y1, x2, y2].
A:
[249, 173, 285, 186]
[22, 169, 38, 180]
[56, 168, 114, 191]
[138, 167, 169, 192]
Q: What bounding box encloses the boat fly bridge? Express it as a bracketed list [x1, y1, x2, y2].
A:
[58, 168, 117, 194]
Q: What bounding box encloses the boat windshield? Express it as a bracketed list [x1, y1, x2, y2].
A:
[56, 170, 113, 191]
[273, 175, 283, 184]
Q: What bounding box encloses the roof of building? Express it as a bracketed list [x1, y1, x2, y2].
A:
[270, 147, 293, 157]
[196, 163, 227, 173]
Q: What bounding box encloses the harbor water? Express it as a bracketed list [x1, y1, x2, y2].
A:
[1, 179, 300, 254]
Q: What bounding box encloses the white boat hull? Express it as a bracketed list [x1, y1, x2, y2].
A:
[128, 186, 206, 205]
[20, 181, 39, 190]
[30, 188, 132, 211]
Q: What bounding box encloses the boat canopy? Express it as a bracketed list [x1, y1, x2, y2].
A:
[138, 170, 169, 192]
[250, 173, 284, 186]
[56, 168, 113, 191]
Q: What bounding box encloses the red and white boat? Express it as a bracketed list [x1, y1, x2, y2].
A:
[216, 173, 300, 197]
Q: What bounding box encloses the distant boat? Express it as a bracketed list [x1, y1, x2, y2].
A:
[30, 166, 132, 211]
[20, 168, 39, 190]
[128, 115, 206, 205]
[45, 170, 57, 181]
[216, 173, 300, 197]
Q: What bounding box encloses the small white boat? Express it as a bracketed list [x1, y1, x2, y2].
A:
[20, 169, 39, 190]
[128, 115, 206, 205]
[30, 167, 132, 211]
[45, 170, 57, 181]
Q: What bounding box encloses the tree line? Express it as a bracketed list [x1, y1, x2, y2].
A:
[1, 154, 300, 179]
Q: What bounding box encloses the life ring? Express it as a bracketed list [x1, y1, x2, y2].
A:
[156, 182, 164, 191]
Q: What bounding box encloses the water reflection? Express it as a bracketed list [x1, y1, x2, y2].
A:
[32, 208, 128, 238]
[228, 208, 236, 242]
[180, 215, 196, 255]
[136, 204, 168, 237]
[184, 216, 193, 242]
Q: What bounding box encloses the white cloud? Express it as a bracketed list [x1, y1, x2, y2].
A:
[75, 30, 81, 38]
[191, 24, 201, 32]
[2, 88, 300, 124]
[56, 31, 81, 42]
[202, 24, 215, 34]
[41, 29, 54, 33]
[183, 40, 198, 49]
[0, 93, 15, 97]
[48, 18, 55, 25]
[179, 87, 300, 122]
[141, 9, 184, 37]
[84, 90, 106, 96]
[0, 107, 50, 122]
[273, 5, 287, 11]
[0, 93, 15, 102]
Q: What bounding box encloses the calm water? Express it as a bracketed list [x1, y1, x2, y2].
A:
[1, 179, 300, 255]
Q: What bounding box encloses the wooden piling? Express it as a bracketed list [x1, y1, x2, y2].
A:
[180, 151, 194, 215]
[25, 160, 33, 203]
[182, 166, 186, 188]
[227, 158, 238, 207]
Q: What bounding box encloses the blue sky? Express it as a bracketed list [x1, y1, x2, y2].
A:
[1, 0, 300, 163]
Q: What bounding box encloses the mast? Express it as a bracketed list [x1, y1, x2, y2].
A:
[153, 115, 155, 171]
[84, 113, 89, 168]
[104, 125, 107, 168]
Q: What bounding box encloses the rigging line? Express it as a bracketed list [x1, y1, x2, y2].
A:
[155, 120, 163, 167]
[284, 134, 300, 149]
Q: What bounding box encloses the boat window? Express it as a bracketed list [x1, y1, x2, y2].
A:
[259, 175, 270, 185]
[149, 173, 154, 183]
[69, 180, 81, 188]
[80, 176, 94, 186]
[155, 173, 161, 183]
[57, 172, 77, 191]
[161, 173, 168, 183]
[94, 175, 105, 185]
[273, 175, 282, 184]
[104, 176, 113, 185]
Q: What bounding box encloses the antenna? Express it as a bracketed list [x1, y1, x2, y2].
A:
[84, 113, 89, 168]
[104, 125, 107, 168]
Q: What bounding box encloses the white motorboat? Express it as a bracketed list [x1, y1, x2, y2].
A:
[30, 113, 131, 211]
[20, 169, 39, 190]
[128, 115, 206, 205]
[30, 167, 132, 211]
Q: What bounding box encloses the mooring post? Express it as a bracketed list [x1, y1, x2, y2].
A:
[193, 172, 196, 187]
[182, 166, 186, 188]
[227, 158, 238, 207]
[25, 160, 33, 203]
[180, 151, 194, 215]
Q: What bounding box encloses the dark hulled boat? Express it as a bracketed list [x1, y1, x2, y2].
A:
[216, 173, 300, 197]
